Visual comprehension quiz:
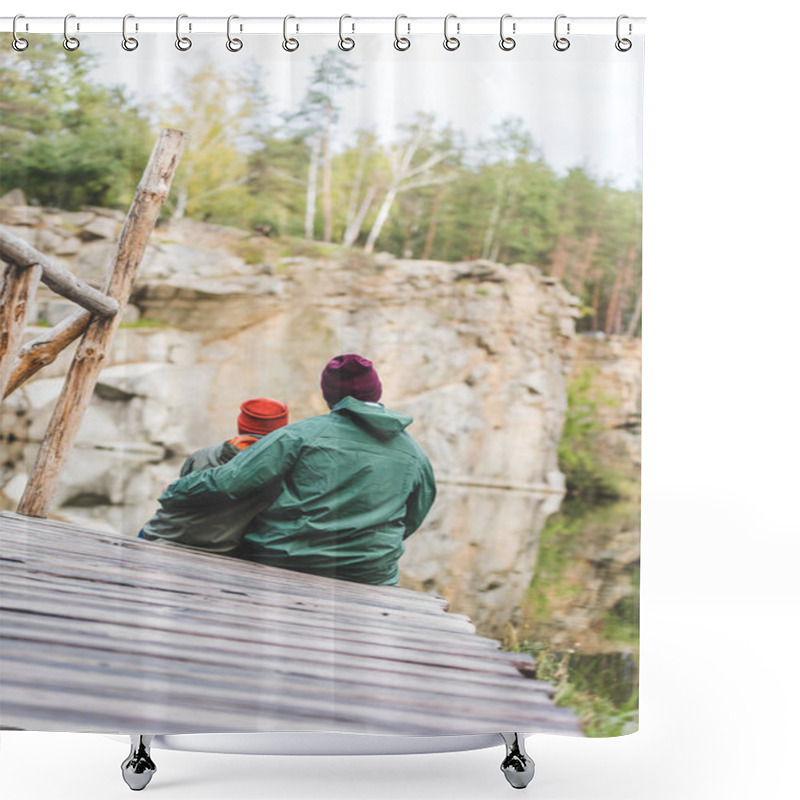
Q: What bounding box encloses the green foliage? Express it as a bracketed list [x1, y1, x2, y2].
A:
[505, 638, 638, 738]
[1, 39, 153, 209]
[515, 497, 640, 736]
[296, 50, 360, 129]
[558, 368, 621, 501]
[2, 44, 641, 336]
[277, 238, 334, 260]
[157, 61, 263, 225]
[601, 582, 640, 646]
[524, 499, 638, 623]
[246, 133, 309, 237]
[232, 238, 270, 266]
[524, 508, 582, 621]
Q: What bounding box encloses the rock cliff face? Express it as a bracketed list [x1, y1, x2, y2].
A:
[573, 335, 642, 481]
[523, 335, 642, 653]
[1, 205, 582, 636]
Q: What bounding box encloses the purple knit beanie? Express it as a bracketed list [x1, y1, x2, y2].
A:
[320, 354, 383, 407]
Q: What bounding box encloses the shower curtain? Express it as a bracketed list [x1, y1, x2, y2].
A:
[0, 15, 644, 752]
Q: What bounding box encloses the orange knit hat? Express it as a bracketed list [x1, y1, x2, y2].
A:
[237, 398, 289, 435]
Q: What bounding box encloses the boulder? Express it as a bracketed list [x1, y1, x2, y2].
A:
[74, 241, 116, 281]
[0, 188, 26, 207]
[55, 236, 82, 256]
[35, 228, 65, 254]
[61, 211, 95, 228]
[79, 217, 120, 241]
[0, 206, 41, 226]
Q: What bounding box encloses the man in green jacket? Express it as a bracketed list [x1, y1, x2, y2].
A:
[157, 354, 436, 585]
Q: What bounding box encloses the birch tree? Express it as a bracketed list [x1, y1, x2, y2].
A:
[289, 51, 358, 241]
[364, 115, 454, 255]
[163, 63, 257, 224]
[475, 119, 560, 265]
[341, 131, 380, 247]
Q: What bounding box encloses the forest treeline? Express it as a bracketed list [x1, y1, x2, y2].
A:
[1, 41, 642, 336]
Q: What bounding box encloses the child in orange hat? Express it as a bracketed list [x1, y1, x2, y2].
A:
[138, 397, 288, 552]
[179, 397, 289, 477]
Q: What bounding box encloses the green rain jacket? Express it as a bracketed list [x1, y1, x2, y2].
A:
[158, 397, 436, 585]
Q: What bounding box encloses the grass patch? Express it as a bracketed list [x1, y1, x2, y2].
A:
[524, 499, 639, 632]
[119, 318, 165, 329]
[278, 238, 339, 260]
[505, 636, 639, 737]
[232, 237, 270, 265]
[559, 367, 623, 501]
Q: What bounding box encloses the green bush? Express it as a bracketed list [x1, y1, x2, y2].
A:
[559, 367, 621, 501]
[504, 638, 638, 737]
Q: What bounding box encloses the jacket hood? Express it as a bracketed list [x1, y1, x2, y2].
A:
[332, 396, 413, 441]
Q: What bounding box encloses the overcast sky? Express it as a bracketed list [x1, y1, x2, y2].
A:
[85, 32, 643, 189]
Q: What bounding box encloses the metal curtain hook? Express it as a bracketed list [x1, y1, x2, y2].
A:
[226, 15, 243, 51]
[122, 14, 139, 51]
[338, 14, 355, 51]
[443, 14, 460, 51]
[394, 14, 410, 51]
[499, 14, 516, 51]
[63, 13, 80, 51]
[615, 14, 632, 51]
[175, 14, 192, 51]
[553, 14, 570, 52]
[12, 14, 29, 51]
[283, 15, 299, 52]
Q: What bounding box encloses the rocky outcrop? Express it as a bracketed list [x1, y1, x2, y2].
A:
[521, 336, 642, 653]
[573, 335, 642, 480]
[1, 203, 583, 636]
[526, 502, 641, 654]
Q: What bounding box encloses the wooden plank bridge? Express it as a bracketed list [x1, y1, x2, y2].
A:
[0, 512, 581, 736]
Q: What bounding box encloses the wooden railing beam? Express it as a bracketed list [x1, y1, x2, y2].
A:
[2, 309, 92, 399]
[0, 227, 120, 319]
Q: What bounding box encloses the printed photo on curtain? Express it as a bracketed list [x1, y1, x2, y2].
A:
[0, 16, 643, 792]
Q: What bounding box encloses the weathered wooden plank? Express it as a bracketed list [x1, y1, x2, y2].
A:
[1, 657, 579, 735]
[16, 128, 188, 518]
[0, 554, 470, 636]
[0, 227, 119, 318]
[0, 514, 452, 615]
[0, 628, 554, 707]
[0, 574, 500, 655]
[3, 611, 528, 691]
[2, 308, 91, 398]
[0, 682, 582, 737]
[0, 653, 573, 734]
[0, 260, 40, 398]
[0, 639, 560, 724]
[3, 562, 509, 659]
[0, 597, 530, 677]
[0, 535, 469, 632]
[0, 520, 530, 672]
[0, 611, 544, 696]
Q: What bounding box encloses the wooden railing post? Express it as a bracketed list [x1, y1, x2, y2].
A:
[0, 261, 41, 398]
[17, 129, 188, 518]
